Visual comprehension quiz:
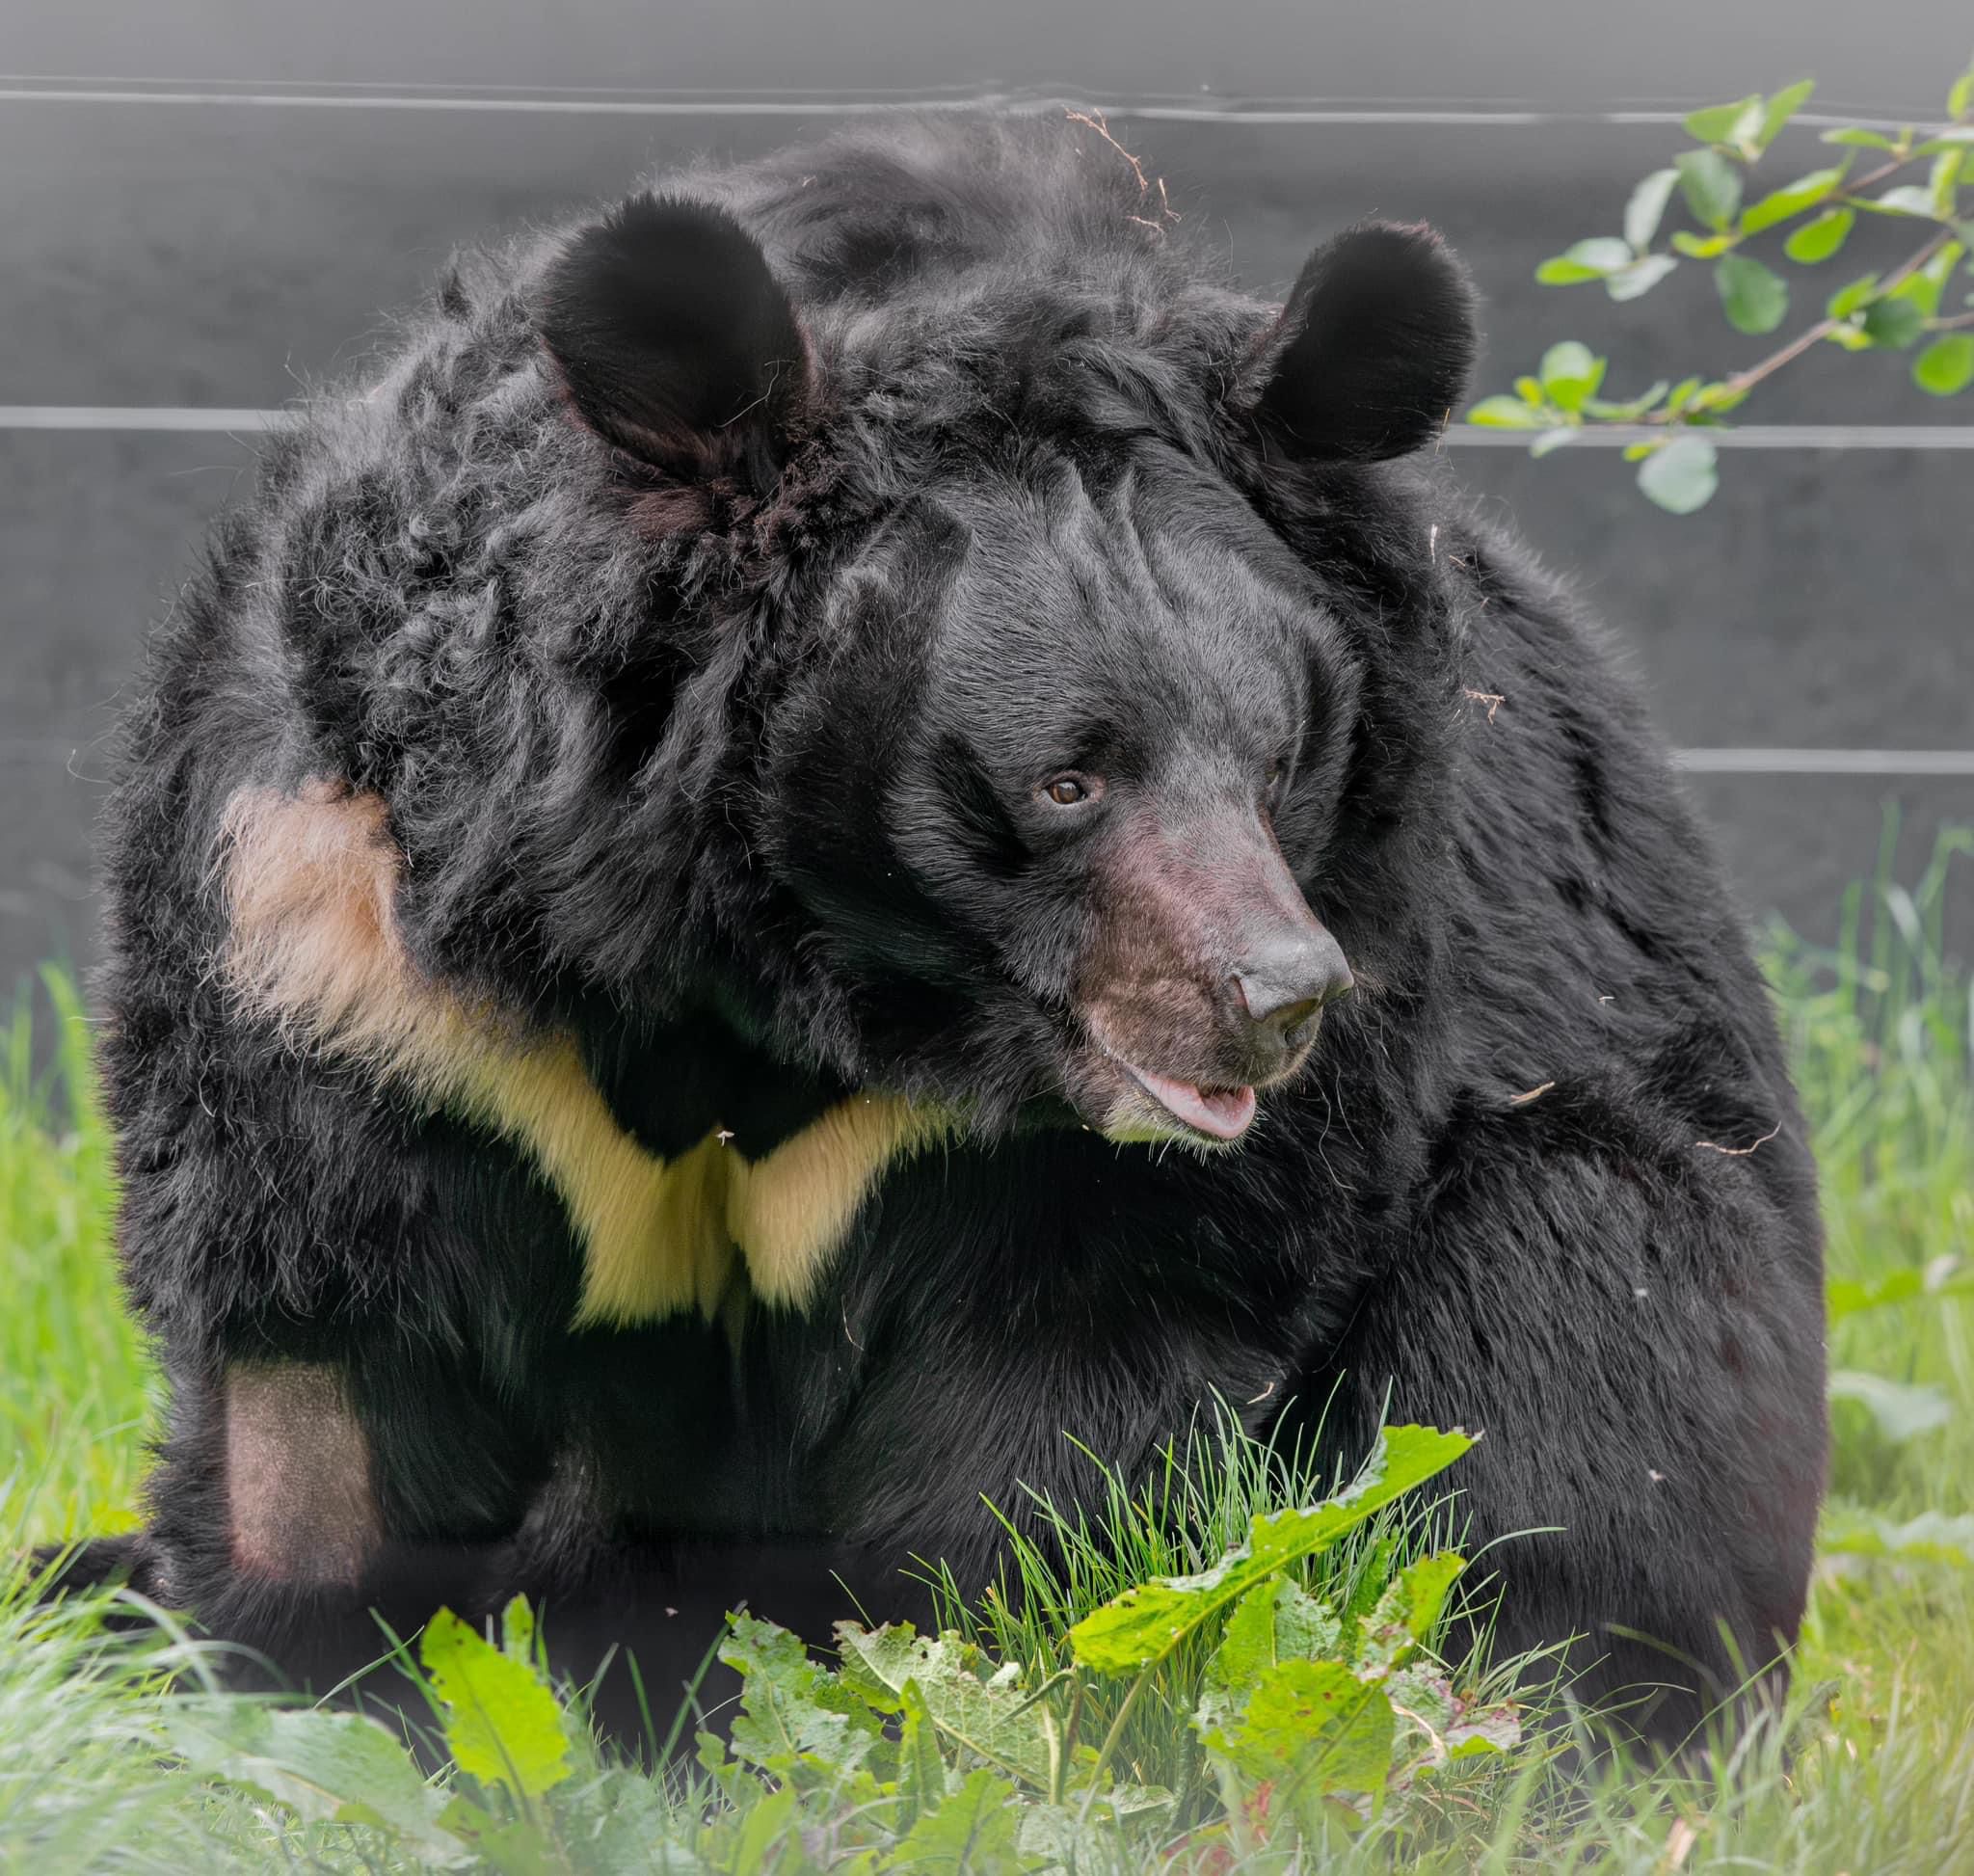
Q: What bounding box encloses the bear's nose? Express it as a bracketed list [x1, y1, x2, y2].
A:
[1232, 926, 1354, 1051]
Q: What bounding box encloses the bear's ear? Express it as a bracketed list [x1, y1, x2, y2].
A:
[537, 193, 809, 490]
[1246, 222, 1477, 463]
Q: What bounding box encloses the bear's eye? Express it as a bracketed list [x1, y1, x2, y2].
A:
[1264, 759, 1286, 800]
[1041, 773, 1099, 807]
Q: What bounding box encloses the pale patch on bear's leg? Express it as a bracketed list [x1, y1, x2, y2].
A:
[216, 780, 736, 1326]
[225, 1364, 381, 1586]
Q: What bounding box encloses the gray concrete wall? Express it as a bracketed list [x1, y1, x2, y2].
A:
[4, 4, 1971, 995]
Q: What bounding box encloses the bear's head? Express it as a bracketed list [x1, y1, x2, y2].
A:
[535, 173, 1477, 1150]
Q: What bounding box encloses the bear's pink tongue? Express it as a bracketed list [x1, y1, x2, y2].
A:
[1128, 1067, 1259, 1142]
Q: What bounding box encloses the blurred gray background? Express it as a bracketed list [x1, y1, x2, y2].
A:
[5, 0, 1970, 996]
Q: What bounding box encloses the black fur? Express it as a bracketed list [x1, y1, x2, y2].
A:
[1250, 221, 1478, 460]
[539, 194, 810, 492]
[66, 118, 1824, 1752]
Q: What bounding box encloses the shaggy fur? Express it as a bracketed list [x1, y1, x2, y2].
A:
[70, 117, 1823, 1750]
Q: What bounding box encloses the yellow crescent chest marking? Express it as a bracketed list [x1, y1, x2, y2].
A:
[218, 780, 939, 1327]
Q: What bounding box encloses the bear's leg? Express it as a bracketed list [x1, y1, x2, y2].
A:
[1300, 1132, 1826, 1754]
[118, 1334, 551, 1703]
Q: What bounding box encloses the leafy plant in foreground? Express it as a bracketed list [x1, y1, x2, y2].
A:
[160, 1424, 1514, 1871]
[1469, 57, 1974, 509]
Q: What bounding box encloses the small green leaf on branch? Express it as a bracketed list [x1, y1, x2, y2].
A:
[1538, 340, 1606, 412]
[1874, 185, 1944, 217]
[1754, 80, 1817, 153]
[1534, 236, 1634, 283]
[1716, 255, 1790, 333]
[1861, 296, 1928, 348]
[1671, 229, 1738, 258]
[1741, 166, 1847, 234]
[1826, 272, 1881, 319]
[1785, 206, 1855, 262]
[1677, 148, 1746, 230]
[1914, 333, 1974, 392]
[1624, 169, 1681, 251]
[1466, 395, 1547, 429]
[1683, 96, 1764, 150]
[1606, 254, 1680, 300]
[1637, 436, 1720, 514]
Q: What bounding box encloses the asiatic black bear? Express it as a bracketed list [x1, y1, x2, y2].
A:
[71, 117, 1824, 1749]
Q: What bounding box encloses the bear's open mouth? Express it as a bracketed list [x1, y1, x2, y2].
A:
[1122, 1064, 1259, 1142]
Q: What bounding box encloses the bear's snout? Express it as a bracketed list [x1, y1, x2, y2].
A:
[1067, 807, 1348, 1144]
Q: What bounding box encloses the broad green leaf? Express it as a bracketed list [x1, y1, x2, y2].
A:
[1271, 1576, 1346, 1661]
[1208, 1577, 1343, 1689]
[884, 1769, 1028, 1871]
[1624, 169, 1681, 251]
[1354, 1553, 1468, 1671]
[1822, 127, 1900, 150]
[1715, 254, 1790, 334]
[894, 1680, 949, 1826]
[1677, 147, 1745, 230]
[422, 1607, 574, 1800]
[1466, 395, 1546, 429]
[1860, 296, 1928, 349]
[1683, 96, 1763, 148]
[1538, 340, 1605, 413]
[166, 1704, 469, 1864]
[1755, 80, 1816, 152]
[714, 1787, 803, 1876]
[1446, 1698, 1523, 1758]
[1828, 1369, 1953, 1440]
[1785, 206, 1855, 262]
[1607, 253, 1680, 301]
[835, 1623, 1050, 1786]
[1952, 63, 1974, 121]
[1196, 1659, 1397, 1800]
[1915, 334, 1974, 393]
[1636, 436, 1719, 515]
[1386, 1668, 1523, 1761]
[1068, 1426, 1476, 1675]
[1826, 272, 1881, 320]
[720, 1613, 884, 1781]
[1741, 166, 1846, 234]
[1209, 1582, 1287, 1692]
[1671, 229, 1738, 258]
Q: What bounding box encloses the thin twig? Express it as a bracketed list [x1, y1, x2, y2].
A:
[1065, 107, 1181, 234]
[1694, 1122, 1782, 1157]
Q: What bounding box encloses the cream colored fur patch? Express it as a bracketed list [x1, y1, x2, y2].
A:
[225, 1362, 380, 1585]
[217, 781, 934, 1324]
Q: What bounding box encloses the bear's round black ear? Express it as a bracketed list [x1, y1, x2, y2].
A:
[1247, 222, 1477, 463]
[537, 193, 809, 491]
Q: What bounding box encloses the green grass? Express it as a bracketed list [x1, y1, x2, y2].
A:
[2, 831, 1971, 1871]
